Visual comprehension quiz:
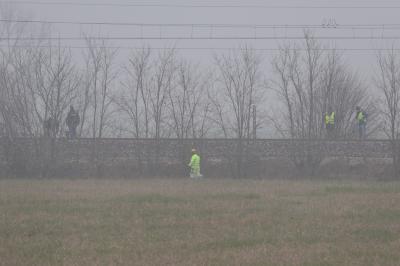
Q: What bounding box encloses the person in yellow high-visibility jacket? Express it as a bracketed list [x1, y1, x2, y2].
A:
[324, 108, 335, 139]
[356, 106, 367, 139]
[188, 149, 202, 178]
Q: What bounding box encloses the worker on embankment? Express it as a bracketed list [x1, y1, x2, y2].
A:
[356, 106, 367, 139]
[324, 108, 336, 139]
[188, 148, 202, 178]
[66, 105, 80, 139]
[43, 117, 59, 138]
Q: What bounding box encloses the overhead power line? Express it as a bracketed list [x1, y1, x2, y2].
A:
[1, 45, 400, 52]
[2, 1, 400, 9]
[3, 36, 400, 41]
[3, 19, 400, 30]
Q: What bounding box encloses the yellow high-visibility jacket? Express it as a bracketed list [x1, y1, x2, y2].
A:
[325, 112, 335, 125]
[357, 111, 366, 124]
[189, 154, 201, 173]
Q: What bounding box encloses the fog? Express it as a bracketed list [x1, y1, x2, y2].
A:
[9, 0, 400, 75]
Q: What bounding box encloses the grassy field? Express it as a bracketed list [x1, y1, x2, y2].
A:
[1, 179, 400, 266]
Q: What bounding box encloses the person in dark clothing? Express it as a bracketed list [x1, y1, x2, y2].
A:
[43, 117, 59, 138]
[65, 106, 80, 139]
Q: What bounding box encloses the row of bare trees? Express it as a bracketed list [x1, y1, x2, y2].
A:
[271, 33, 379, 172]
[2, 5, 400, 177]
[0, 20, 372, 143]
[116, 48, 207, 140]
[272, 34, 377, 141]
[376, 48, 400, 176]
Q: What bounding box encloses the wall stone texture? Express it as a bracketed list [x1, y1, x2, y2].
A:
[0, 138, 396, 178]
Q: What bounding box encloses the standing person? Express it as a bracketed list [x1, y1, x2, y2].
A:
[43, 118, 51, 137]
[188, 148, 202, 178]
[356, 106, 367, 139]
[43, 117, 59, 138]
[324, 108, 336, 139]
[65, 106, 80, 139]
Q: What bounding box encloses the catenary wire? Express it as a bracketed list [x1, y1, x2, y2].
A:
[2, 19, 400, 30]
[1, 1, 400, 9]
[3, 36, 400, 40]
[1, 45, 400, 52]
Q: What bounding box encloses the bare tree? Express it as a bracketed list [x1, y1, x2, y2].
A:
[117, 47, 152, 138]
[83, 38, 118, 139]
[272, 32, 375, 173]
[30, 45, 80, 138]
[149, 49, 177, 139]
[211, 47, 265, 177]
[212, 47, 264, 139]
[320, 49, 376, 138]
[117, 48, 177, 140]
[168, 59, 209, 139]
[0, 4, 83, 176]
[376, 48, 400, 176]
[0, 6, 39, 138]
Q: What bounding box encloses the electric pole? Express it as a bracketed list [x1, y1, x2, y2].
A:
[252, 104, 257, 139]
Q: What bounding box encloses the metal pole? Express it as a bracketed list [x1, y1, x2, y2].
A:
[252, 104, 257, 139]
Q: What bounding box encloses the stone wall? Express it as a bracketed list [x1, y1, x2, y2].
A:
[0, 138, 396, 178]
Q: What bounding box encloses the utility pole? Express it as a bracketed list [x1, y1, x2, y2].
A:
[252, 104, 257, 139]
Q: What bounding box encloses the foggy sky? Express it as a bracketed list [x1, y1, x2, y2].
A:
[10, 0, 400, 76]
[4, 0, 400, 137]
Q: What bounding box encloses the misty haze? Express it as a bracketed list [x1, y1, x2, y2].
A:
[1, 1, 400, 265]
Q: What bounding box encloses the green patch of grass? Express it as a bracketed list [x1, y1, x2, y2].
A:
[325, 185, 358, 193]
[348, 249, 400, 266]
[139, 205, 218, 222]
[345, 207, 400, 225]
[325, 183, 400, 194]
[2, 179, 400, 265]
[352, 228, 398, 243]
[208, 192, 260, 201]
[376, 209, 400, 221]
[197, 237, 267, 251]
[115, 194, 188, 204]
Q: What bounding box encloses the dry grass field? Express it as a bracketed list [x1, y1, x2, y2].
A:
[1, 178, 400, 266]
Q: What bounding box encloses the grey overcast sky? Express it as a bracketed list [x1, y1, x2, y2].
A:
[4, 0, 400, 80]
[3, 0, 399, 137]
